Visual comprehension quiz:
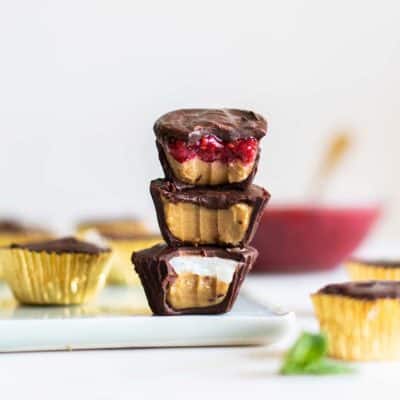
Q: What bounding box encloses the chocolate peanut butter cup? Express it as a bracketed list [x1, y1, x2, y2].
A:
[76, 217, 149, 239]
[312, 281, 400, 360]
[0, 219, 52, 244]
[2, 237, 112, 305]
[0, 219, 53, 279]
[154, 109, 267, 189]
[346, 258, 400, 281]
[77, 218, 162, 285]
[150, 179, 270, 247]
[132, 243, 257, 315]
[0, 219, 47, 234]
[317, 280, 400, 299]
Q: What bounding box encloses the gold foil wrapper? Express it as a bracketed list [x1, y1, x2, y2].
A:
[346, 261, 400, 281]
[0, 233, 53, 280]
[311, 293, 400, 361]
[2, 249, 111, 305]
[107, 238, 162, 285]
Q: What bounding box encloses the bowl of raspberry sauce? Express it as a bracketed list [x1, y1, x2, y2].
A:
[250, 204, 380, 272]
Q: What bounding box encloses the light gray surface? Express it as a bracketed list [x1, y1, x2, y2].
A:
[0, 271, 398, 400]
[0, 284, 294, 352]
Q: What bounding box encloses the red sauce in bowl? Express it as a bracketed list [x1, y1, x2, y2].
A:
[251, 204, 380, 272]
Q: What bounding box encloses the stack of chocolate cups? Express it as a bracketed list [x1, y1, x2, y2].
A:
[133, 109, 270, 315]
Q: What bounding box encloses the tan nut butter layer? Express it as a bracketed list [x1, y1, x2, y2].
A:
[162, 197, 252, 245]
[166, 152, 254, 185]
[167, 272, 229, 309]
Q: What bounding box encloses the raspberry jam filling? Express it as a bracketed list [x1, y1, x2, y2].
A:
[167, 135, 258, 164]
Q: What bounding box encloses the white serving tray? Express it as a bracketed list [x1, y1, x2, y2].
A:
[0, 283, 295, 352]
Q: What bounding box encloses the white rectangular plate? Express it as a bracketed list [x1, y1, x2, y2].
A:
[0, 284, 294, 352]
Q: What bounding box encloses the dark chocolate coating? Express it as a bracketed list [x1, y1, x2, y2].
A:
[154, 109, 267, 142]
[0, 220, 27, 233]
[10, 237, 110, 255]
[150, 179, 270, 247]
[317, 281, 400, 300]
[132, 243, 258, 315]
[156, 140, 261, 190]
[349, 258, 400, 268]
[0, 219, 49, 235]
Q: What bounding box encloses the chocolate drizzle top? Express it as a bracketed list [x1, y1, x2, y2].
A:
[317, 281, 400, 300]
[151, 179, 269, 210]
[154, 109, 267, 142]
[10, 237, 110, 255]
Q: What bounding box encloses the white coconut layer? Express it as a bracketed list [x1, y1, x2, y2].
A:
[169, 256, 238, 284]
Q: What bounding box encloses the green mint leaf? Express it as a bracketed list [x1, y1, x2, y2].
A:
[280, 332, 327, 373]
[280, 332, 355, 376]
[302, 359, 355, 375]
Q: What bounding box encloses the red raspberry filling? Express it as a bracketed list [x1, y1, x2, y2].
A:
[167, 135, 258, 164]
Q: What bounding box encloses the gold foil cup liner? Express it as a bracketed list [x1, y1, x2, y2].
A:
[107, 238, 162, 285]
[311, 293, 400, 361]
[346, 261, 400, 281]
[0, 233, 53, 280]
[2, 249, 111, 305]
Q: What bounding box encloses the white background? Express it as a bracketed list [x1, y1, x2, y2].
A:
[1, 3, 400, 398]
[0, 1, 399, 238]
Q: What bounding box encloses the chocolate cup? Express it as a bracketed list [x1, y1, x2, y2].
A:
[156, 140, 261, 190]
[132, 244, 258, 315]
[150, 179, 270, 248]
[154, 108, 267, 190]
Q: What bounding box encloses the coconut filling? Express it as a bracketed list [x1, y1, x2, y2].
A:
[166, 256, 238, 310]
